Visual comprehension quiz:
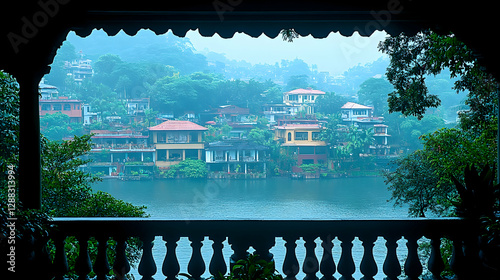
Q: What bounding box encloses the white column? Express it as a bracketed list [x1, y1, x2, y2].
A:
[245, 163, 247, 174]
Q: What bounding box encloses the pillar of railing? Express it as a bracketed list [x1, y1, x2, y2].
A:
[47, 218, 477, 280]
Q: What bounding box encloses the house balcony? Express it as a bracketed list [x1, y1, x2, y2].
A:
[92, 144, 154, 151]
[209, 157, 265, 163]
[42, 218, 486, 280]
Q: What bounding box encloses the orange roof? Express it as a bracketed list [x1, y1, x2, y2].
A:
[285, 88, 325, 95]
[341, 102, 372, 109]
[149, 120, 208, 131]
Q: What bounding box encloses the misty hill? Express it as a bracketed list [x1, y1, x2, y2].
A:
[65, 30, 388, 93]
[67, 31, 208, 74]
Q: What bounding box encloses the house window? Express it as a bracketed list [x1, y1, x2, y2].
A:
[353, 110, 367, 116]
[287, 132, 292, 141]
[295, 132, 308, 140]
[168, 132, 188, 143]
[63, 104, 71, 110]
[288, 95, 298, 101]
[312, 132, 320, 140]
[168, 150, 183, 161]
[185, 149, 199, 160]
[157, 132, 167, 143]
[157, 149, 167, 161]
[53, 104, 62, 111]
[190, 132, 199, 143]
[41, 104, 51, 111]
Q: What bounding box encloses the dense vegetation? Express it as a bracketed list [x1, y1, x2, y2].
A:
[0, 71, 147, 279]
[380, 30, 498, 218]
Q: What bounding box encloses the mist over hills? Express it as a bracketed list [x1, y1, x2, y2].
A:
[64, 30, 390, 94]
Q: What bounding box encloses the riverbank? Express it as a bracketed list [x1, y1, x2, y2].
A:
[98, 170, 383, 180]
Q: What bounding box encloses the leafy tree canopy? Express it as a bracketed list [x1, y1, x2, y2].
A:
[357, 78, 393, 116]
[379, 30, 498, 127]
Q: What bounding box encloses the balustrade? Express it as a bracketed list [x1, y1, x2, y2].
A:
[46, 218, 477, 280]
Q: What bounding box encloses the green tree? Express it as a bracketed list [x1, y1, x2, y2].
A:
[398, 114, 446, 151]
[299, 163, 322, 174]
[421, 125, 497, 187]
[149, 75, 199, 116]
[0, 72, 148, 278]
[247, 128, 273, 146]
[384, 150, 455, 217]
[315, 92, 347, 115]
[164, 159, 207, 179]
[380, 30, 498, 218]
[0, 71, 19, 169]
[378, 29, 498, 127]
[357, 78, 393, 116]
[342, 125, 374, 160]
[320, 113, 345, 159]
[40, 112, 80, 141]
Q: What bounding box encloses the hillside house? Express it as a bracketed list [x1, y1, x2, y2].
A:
[371, 124, 391, 156]
[283, 87, 326, 114]
[88, 130, 154, 176]
[149, 120, 208, 167]
[64, 52, 94, 83]
[205, 139, 268, 178]
[274, 123, 327, 173]
[39, 97, 83, 123]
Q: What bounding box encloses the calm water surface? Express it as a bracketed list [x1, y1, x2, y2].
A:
[93, 177, 408, 219]
[93, 177, 411, 280]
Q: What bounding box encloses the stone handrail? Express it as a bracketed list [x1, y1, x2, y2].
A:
[48, 218, 479, 280]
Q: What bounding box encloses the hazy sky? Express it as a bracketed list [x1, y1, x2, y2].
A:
[185, 29, 388, 75]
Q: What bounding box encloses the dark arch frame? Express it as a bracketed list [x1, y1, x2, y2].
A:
[1, 0, 498, 209]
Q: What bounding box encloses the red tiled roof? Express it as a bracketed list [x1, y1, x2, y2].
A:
[39, 99, 81, 103]
[149, 120, 208, 131]
[92, 135, 149, 139]
[285, 88, 325, 95]
[341, 102, 372, 109]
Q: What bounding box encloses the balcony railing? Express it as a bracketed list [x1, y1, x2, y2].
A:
[44, 218, 484, 280]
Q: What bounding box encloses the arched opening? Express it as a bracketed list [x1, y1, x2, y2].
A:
[1, 2, 499, 280]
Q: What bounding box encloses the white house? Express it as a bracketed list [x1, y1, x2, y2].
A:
[283, 87, 326, 114]
[341, 102, 373, 121]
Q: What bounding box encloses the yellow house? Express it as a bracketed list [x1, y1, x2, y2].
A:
[274, 124, 326, 146]
[274, 123, 327, 171]
[149, 120, 208, 167]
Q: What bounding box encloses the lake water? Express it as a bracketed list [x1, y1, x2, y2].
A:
[93, 177, 413, 279]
